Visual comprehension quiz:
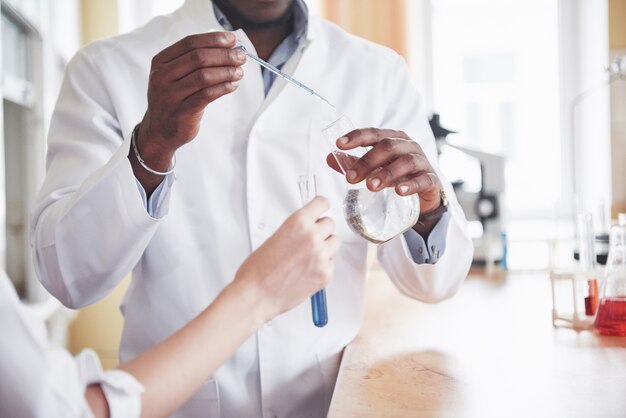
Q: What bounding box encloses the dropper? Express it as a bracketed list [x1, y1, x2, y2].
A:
[235, 42, 335, 108]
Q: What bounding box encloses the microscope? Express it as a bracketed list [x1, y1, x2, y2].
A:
[429, 114, 507, 268]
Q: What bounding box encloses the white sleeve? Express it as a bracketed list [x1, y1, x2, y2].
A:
[76, 350, 144, 418]
[0, 272, 144, 418]
[29, 49, 174, 309]
[376, 54, 474, 303]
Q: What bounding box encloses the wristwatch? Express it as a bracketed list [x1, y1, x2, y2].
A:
[417, 189, 449, 223]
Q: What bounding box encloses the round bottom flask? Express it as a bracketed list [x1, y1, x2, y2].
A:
[323, 115, 420, 244]
[344, 187, 419, 244]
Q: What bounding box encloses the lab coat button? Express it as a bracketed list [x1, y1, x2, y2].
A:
[266, 320, 272, 326]
[258, 222, 266, 230]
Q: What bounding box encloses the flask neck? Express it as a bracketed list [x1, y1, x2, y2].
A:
[607, 225, 626, 267]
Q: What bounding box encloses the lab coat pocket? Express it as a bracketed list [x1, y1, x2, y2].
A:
[169, 379, 220, 418]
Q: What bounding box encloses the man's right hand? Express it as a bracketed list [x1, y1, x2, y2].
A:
[130, 31, 246, 190]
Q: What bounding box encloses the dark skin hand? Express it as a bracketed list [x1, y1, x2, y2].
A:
[129, 0, 295, 195]
[326, 128, 444, 238]
[129, 31, 246, 194]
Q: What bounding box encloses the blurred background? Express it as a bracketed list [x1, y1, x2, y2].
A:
[1, 0, 624, 368]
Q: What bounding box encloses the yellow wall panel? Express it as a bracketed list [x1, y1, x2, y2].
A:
[609, 0, 626, 48]
[321, 0, 407, 58]
[609, 0, 626, 216]
[68, 276, 130, 368]
[81, 0, 119, 45]
[69, 0, 126, 370]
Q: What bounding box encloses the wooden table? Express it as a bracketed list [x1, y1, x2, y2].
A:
[328, 265, 626, 418]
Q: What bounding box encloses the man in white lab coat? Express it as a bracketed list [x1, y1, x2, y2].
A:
[30, 0, 473, 416]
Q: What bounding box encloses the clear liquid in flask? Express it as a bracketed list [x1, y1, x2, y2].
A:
[344, 188, 420, 244]
[323, 115, 421, 244]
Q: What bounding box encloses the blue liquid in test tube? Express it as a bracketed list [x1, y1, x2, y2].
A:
[298, 175, 329, 328]
[311, 288, 328, 327]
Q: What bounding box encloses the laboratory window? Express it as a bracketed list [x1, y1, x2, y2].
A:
[1, 2, 46, 300]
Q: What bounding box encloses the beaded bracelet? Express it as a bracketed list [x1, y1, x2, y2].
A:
[131, 125, 176, 176]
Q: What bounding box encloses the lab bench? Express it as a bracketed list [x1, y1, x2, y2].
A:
[328, 266, 626, 418]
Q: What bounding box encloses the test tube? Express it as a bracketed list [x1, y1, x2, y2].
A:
[577, 213, 598, 316]
[298, 175, 329, 328]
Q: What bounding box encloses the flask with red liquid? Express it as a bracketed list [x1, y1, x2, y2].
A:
[594, 223, 626, 336]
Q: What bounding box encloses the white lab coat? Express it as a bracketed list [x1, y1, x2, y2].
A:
[30, 1, 473, 417]
[0, 271, 143, 418]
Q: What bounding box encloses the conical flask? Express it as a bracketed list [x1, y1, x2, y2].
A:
[594, 223, 626, 336]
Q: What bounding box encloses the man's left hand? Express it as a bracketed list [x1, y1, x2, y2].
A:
[326, 128, 442, 214]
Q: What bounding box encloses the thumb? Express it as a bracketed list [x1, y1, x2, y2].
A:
[326, 153, 342, 174]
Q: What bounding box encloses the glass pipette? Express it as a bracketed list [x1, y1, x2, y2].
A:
[235, 42, 335, 108]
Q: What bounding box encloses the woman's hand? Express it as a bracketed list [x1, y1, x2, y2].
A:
[234, 196, 340, 323]
[108, 197, 338, 418]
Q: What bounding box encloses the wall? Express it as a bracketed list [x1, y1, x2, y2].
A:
[80, 0, 118, 43]
[609, 0, 626, 49]
[558, 0, 611, 224]
[320, 0, 435, 114]
[67, 0, 128, 369]
[609, 0, 626, 216]
[321, 0, 407, 58]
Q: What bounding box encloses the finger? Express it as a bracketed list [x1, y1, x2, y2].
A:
[323, 234, 341, 256]
[176, 66, 244, 100]
[300, 196, 330, 220]
[365, 153, 431, 191]
[326, 153, 342, 173]
[326, 152, 360, 174]
[314, 216, 336, 239]
[154, 32, 237, 64]
[347, 139, 420, 184]
[395, 172, 439, 196]
[314, 258, 335, 293]
[336, 128, 411, 150]
[159, 48, 246, 82]
[179, 81, 240, 113]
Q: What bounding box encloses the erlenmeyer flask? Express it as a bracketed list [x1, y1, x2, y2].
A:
[323, 115, 420, 244]
[594, 223, 626, 336]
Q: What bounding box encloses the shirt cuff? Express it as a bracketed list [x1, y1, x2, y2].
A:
[76, 349, 144, 418]
[403, 211, 452, 264]
[134, 174, 175, 218]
